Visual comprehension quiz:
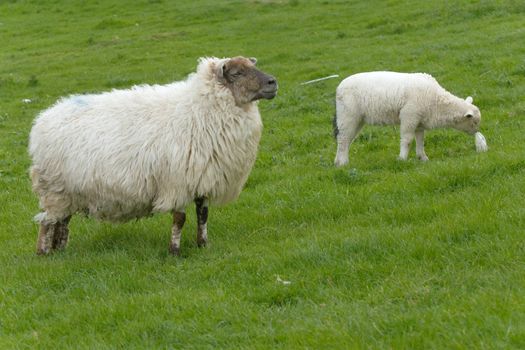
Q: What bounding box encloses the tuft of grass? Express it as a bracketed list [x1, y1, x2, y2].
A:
[27, 75, 38, 87]
[1, 0, 525, 349]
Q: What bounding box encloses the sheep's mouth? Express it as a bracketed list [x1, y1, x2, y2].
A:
[261, 88, 278, 99]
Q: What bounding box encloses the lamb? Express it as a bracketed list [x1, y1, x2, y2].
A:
[29, 56, 278, 256]
[333, 71, 486, 166]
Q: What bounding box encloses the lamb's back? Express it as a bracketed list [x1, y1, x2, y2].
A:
[338, 72, 439, 99]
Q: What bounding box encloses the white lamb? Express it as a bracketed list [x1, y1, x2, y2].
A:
[333, 71, 486, 166]
[29, 56, 278, 255]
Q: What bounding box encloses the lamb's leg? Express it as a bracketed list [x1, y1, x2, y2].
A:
[415, 129, 429, 161]
[334, 119, 364, 167]
[169, 210, 186, 256]
[52, 216, 72, 250]
[195, 197, 208, 247]
[398, 122, 416, 161]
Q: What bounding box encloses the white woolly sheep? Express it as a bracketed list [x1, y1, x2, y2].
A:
[333, 71, 485, 166]
[29, 56, 278, 255]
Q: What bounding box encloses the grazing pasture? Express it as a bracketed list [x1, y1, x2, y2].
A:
[1, 0, 524, 348]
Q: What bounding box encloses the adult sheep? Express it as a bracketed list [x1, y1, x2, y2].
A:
[29, 56, 278, 256]
[333, 71, 487, 166]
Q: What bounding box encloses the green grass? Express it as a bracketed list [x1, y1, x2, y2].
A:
[1, 0, 525, 348]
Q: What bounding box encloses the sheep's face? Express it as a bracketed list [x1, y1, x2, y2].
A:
[455, 97, 481, 134]
[218, 57, 278, 106]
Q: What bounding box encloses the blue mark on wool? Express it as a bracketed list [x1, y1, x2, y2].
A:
[70, 95, 89, 107]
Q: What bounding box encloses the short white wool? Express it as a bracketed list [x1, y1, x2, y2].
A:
[334, 71, 483, 165]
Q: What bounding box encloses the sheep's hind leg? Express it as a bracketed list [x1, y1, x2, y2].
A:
[36, 215, 72, 255]
[36, 220, 56, 255]
[195, 197, 208, 248]
[334, 120, 364, 167]
[415, 129, 429, 161]
[52, 216, 72, 250]
[169, 210, 186, 256]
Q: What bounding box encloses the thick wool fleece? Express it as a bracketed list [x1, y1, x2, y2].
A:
[29, 57, 262, 223]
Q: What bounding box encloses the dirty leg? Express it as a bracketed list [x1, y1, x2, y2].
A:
[169, 210, 186, 256]
[195, 197, 208, 247]
[36, 221, 56, 255]
[52, 216, 71, 250]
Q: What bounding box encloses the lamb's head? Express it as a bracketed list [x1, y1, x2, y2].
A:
[454, 96, 481, 134]
[217, 56, 278, 106]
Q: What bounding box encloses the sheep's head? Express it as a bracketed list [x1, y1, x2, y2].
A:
[217, 56, 278, 106]
[454, 96, 481, 134]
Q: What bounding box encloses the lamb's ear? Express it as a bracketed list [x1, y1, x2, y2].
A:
[249, 57, 257, 65]
[465, 96, 473, 104]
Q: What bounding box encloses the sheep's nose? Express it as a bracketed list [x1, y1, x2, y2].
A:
[266, 77, 277, 88]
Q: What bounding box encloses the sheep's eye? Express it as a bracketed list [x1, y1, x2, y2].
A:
[466, 114, 473, 118]
[231, 71, 243, 77]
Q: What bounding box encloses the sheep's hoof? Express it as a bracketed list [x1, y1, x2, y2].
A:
[197, 238, 207, 248]
[418, 155, 429, 162]
[36, 247, 51, 255]
[52, 231, 69, 250]
[168, 245, 181, 256]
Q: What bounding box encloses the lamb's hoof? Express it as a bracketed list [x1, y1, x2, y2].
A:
[168, 245, 181, 256]
[334, 159, 348, 167]
[418, 155, 429, 162]
[397, 156, 408, 161]
[197, 238, 207, 248]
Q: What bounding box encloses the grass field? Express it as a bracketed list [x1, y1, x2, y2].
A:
[1, 0, 525, 348]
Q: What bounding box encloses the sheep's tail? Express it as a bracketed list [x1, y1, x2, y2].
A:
[332, 113, 339, 139]
[332, 98, 339, 139]
[33, 212, 56, 225]
[34, 212, 47, 223]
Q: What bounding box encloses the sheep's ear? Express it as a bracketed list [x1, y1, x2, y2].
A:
[216, 59, 229, 78]
[465, 96, 473, 104]
[249, 57, 257, 65]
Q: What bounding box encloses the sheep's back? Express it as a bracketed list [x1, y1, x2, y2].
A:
[337, 72, 442, 124]
[29, 87, 188, 220]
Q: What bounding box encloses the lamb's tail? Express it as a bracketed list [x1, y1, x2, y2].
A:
[332, 96, 340, 139]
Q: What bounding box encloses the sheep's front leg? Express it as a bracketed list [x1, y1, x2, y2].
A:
[169, 210, 186, 256]
[415, 129, 429, 161]
[52, 216, 71, 250]
[195, 197, 208, 247]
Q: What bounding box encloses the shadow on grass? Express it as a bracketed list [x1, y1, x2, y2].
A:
[65, 217, 178, 259]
